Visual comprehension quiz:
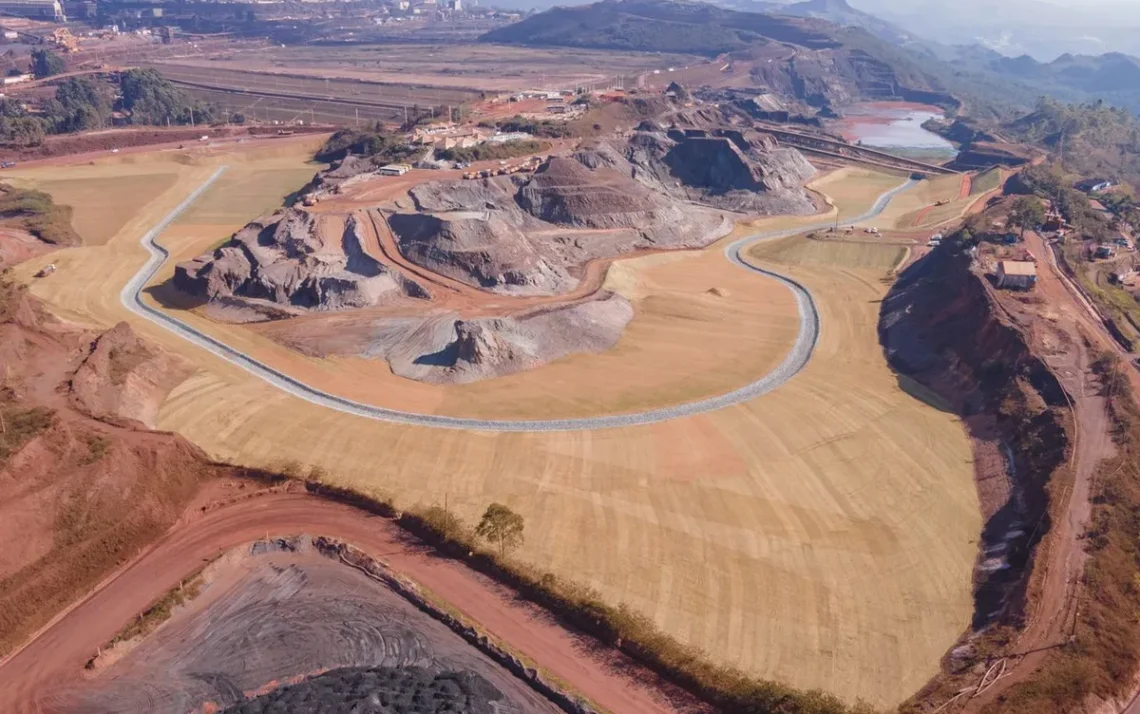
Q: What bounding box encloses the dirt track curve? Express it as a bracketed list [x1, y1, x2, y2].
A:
[0, 493, 704, 714]
[123, 166, 917, 432]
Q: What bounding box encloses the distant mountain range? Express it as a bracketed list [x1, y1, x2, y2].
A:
[846, 0, 1140, 61]
[930, 46, 1140, 114]
[482, 0, 1140, 115]
[483, 0, 1048, 116]
[750, 0, 1140, 112]
[724, 0, 917, 47]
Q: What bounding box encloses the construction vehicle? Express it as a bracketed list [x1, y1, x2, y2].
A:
[50, 28, 78, 53]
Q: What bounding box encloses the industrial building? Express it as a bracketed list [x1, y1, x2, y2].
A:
[0, 0, 64, 21]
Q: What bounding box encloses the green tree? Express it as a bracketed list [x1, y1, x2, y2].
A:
[45, 77, 112, 133]
[474, 503, 524, 557]
[30, 49, 65, 79]
[1009, 196, 1046, 238]
[119, 68, 215, 126]
[0, 116, 44, 146]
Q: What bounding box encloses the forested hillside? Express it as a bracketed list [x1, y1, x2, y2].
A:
[1004, 98, 1140, 186]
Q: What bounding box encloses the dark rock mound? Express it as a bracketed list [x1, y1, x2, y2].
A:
[388, 211, 573, 295]
[221, 666, 503, 714]
[516, 157, 674, 229]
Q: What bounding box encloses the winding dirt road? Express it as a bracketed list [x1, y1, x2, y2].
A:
[124, 169, 913, 432]
[0, 492, 707, 714]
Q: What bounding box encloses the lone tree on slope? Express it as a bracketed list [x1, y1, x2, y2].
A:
[1009, 196, 1046, 239]
[475, 503, 525, 557]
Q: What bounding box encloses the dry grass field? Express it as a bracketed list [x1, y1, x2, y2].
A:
[814, 167, 909, 223]
[146, 44, 705, 125]
[10, 172, 181, 246]
[861, 173, 962, 230]
[755, 234, 907, 272]
[6, 145, 980, 708]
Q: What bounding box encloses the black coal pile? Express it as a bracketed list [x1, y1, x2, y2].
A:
[221, 667, 504, 714]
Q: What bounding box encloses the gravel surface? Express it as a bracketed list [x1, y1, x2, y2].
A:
[123, 168, 914, 432]
[67, 547, 563, 714]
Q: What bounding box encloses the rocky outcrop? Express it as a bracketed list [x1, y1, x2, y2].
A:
[389, 210, 578, 296]
[175, 209, 426, 314]
[880, 248, 1069, 631]
[592, 127, 818, 214]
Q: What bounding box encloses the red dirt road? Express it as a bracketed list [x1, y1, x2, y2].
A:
[0, 492, 706, 714]
[958, 173, 972, 200]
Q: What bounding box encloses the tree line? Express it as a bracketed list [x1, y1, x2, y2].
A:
[0, 58, 224, 147]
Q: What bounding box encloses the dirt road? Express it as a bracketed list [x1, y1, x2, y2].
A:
[0, 492, 706, 714]
[349, 208, 665, 320]
[958, 174, 972, 201]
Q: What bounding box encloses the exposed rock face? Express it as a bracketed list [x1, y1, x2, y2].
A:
[391, 153, 735, 296]
[596, 127, 818, 214]
[303, 155, 384, 197]
[389, 210, 578, 296]
[69, 322, 194, 428]
[175, 209, 426, 315]
[388, 134, 819, 296]
[515, 157, 677, 229]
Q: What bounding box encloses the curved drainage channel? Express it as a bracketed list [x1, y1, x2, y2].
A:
[122, 167, 916, 432]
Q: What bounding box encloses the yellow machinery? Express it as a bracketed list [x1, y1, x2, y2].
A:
[51, 28, 78, 53]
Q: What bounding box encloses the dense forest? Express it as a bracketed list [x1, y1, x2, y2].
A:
[1004, 98, 1140, 187]
[0, 63, 221, 147]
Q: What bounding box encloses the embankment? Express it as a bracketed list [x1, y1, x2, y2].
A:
[879, 247, 1073, 699]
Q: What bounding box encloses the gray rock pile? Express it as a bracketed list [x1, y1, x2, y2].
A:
[354, 293, 634, 384]
[175, 209, 427, 317]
